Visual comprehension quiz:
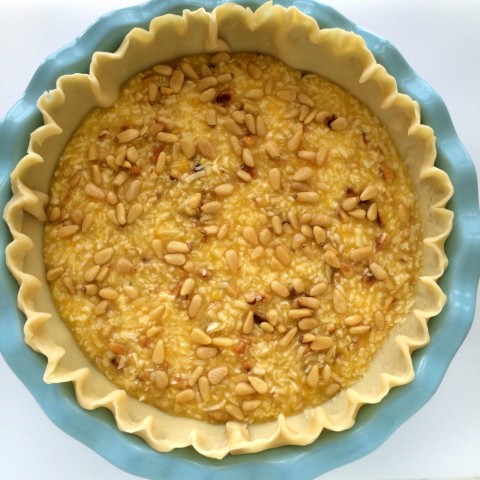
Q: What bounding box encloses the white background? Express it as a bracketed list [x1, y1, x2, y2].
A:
[1, 1, 479, 479]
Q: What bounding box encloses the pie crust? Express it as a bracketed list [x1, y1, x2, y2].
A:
[3, 3, 453, 458]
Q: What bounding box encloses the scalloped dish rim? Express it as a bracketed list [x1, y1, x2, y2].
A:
[3, 2, 453, 460]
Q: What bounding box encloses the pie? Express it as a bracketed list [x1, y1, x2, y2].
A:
[4, 3, 453, 458]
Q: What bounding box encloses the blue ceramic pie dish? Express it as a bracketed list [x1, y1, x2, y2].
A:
[1, 1, 479, 479]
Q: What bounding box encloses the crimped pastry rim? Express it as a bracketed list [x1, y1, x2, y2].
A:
[3, 2, 453, 459]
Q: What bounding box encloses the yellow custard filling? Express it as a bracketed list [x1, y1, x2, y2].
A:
[43, 52, 422, 424]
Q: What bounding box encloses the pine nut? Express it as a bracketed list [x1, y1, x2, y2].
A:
[236, 169, 252, 182]
[310, 282, 327, 296]
[375, 311, 385, 330]
[148, 83, 158, 103]
[116, 128, 139, 144]
[181, 62, 199, 79]
[169, 68, 184, 93]
[124, 286, 138, 300]
[349, 325, 371, 335]
[198, 376, 211, 401]
[84, 183, 105, 200]
[235, 382, 256, 395]
[211, 337, 234, 347]
[164, 253, 186, 266]
[333, 288, 348, 313]
[215, 183, 234, 196]
[229, 135, 242, 155]
[344, 314, 363, 326]
[57, 224, 79, 238]
[271, 216, 282, 235]
[259, 228, 272, 246]
[197, 76, 217, 91]
[369, 262, 388, 280]
[324, 251, 341, 269]
[307, 365, 319, 387]
[46, 267, 64, 281]
[248, 376, 268, 394]
[156, 371, 169, 389]
[94, 300, 109, 316]
[242, 226, 258, 246]
[107, 342, 128, 355]
[325, 383, 340, 396]
[330, 116, 348, 131]
[270, 280, 290, 298]
[287, 126, 304, 151]
[360, 184, 378, 201]
[342, 196, 359, 211]
[293, 166, 314, 182]
[296, 191, 320, 203]
[367, 202, 378, 221]
[87, 143, 98, 161]
[208, 366, 228, 385]
[152, 340, 165, 363]
[191, 328, 212, 345]
[242, 400, 261, 412]
[149, 305, 165, 322]
[265, 140, 280, 159]
[188, 366, 204, 387]
[196, 346, 218, 359]
[279, 327, 298, 346]
[189, 294, 203, 318]
[175, 389, 195, 403]
[200, 87, 217, 103]
[180, 277, 195, 296]
[298, 296, 321, 309]
[298, 318, 318, 330]
[269, 168, 281, 190]
[166, 241, 190, 254]
[62, 275, 76, 294]
[313, 226, 326, 245]
[210, 51, 230, 64]
[205, 108, 217, 127]
[310, 214, 332, 228]
[226, 249, 240, 272]
[225, 404, 244, 421]
[292, 278, 305, 293]
[127, 203, 143, 224]
[316, 145, 328, 166]
[288, 308, 313, 320]
[153, 64, 173, 76]
[223, 118, 244, 136]
[99, 287, 118, 300]
[188, 193, 202, 209]
[349, 208, 366, 219]
[94, 247, 114, 265]
[291, 233, 306, 250]
[275, 245, 291, 266]
[310, 336, 333, 351]
[157, 132, 179, 143]
[277, 89, 297, 102]
[197, 139, 217, 160]
[245, 113, 256, 134]
[349, 246, 373, 262]
[298, 92, 315, 107]
[242, 311, 254, 335]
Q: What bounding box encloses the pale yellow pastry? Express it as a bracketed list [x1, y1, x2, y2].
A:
[4, 3, 453, 458]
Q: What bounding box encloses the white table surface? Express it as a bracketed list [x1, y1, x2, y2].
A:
[1, 1, 479, 479]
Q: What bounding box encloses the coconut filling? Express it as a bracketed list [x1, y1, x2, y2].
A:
[43, 52, 423, 424]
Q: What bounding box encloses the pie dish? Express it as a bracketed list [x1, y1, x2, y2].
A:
[3, 1, 454, 459]
[1, 3, 453, 458]
[0, 0, 476, 476]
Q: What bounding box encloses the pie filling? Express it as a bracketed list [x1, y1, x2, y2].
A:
[43, 52, 422, 424]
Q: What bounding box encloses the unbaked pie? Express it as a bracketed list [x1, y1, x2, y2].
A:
[4, 3, 453, 458]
